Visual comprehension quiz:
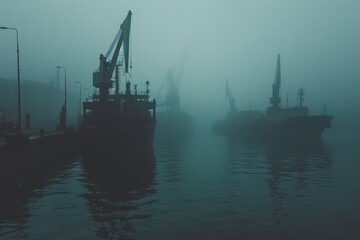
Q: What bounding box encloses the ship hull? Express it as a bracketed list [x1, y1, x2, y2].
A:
[76, 124, 155, 175]
[78, 123, 155, 153]
[214, 115, 333, 143]
[264, 116, 333, 143]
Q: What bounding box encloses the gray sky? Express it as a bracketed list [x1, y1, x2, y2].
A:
[1, 0, 359, 117]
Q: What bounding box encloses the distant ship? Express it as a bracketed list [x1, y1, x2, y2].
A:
[156, 70, 192, 142]
[214, 54, 333, 143]
[79, 11, 156, 151]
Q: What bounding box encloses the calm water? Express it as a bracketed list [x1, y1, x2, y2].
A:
[1, 127, 360, 239]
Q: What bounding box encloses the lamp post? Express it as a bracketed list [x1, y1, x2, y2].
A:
[74, 81, 82, 124]
[1, 26, 22, 135]
[56, 66, 67, 129]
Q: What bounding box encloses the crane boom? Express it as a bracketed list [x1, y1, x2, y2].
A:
[106, 10, 132, 82]
[226, 79, 236, 113]
[93, 11, 132, 102]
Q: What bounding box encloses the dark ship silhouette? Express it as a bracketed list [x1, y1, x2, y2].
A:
[156, 70, 192, 142]
[214, 54, 333, 143]
[79, 11, 156, 151]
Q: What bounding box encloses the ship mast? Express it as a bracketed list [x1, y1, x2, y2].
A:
[270, 54, 281, 108]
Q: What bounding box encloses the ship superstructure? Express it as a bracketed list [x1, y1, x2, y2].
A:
[80, 11, 156, 150]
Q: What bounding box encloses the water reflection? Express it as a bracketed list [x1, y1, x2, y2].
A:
[0, 159, 74, 239]
[224, 139, 332, 238]
[0, 177, 35, 239]
[81, 149, 157, 239]
[0, 131, 343, 239]
[265, 143, 332, 231]
[155, 141, 191, 183]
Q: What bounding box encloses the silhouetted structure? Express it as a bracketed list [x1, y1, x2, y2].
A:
[0, 78, 77, 133]
[79, 11, 156, 151]
[156, 70, 193, 142]
[214, 54, 333, 143]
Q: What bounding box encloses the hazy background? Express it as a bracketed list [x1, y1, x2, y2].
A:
[1, 0, 359, 127]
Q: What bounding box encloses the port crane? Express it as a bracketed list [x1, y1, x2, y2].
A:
[93, 11, 132, 103]
[81, 10, 156, 131]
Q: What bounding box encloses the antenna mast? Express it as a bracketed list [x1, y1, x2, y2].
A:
[270, 54, 281, 108]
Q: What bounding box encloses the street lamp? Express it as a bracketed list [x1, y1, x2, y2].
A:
[56, 66, 67, 129]
[74, 81, 82, 124]
[1, 26, 22, 135]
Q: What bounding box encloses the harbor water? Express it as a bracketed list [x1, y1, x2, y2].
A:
[1, 125, 359, 240]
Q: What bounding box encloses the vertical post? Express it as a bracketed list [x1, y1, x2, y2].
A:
[286, 93, 289, 108]
[15, 29, 21, 135]
[75, 81, 82, 125]
[0, 27, 22, 135]
[153, 99, 156, 121]
[56, 66, 67, 130]
[64, 68, 67, 114]
[115, 64, 120, 97]
[79, 83, 81, 123]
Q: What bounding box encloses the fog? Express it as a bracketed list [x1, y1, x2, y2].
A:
[1, 0, 360, 126]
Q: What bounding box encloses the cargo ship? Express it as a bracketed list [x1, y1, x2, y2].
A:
[213, 54, 333, 143]
[79, 11, 156, 152]
[156, 70, 192, 142]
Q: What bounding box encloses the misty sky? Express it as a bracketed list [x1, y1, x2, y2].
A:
[1, 0, 359, 118]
